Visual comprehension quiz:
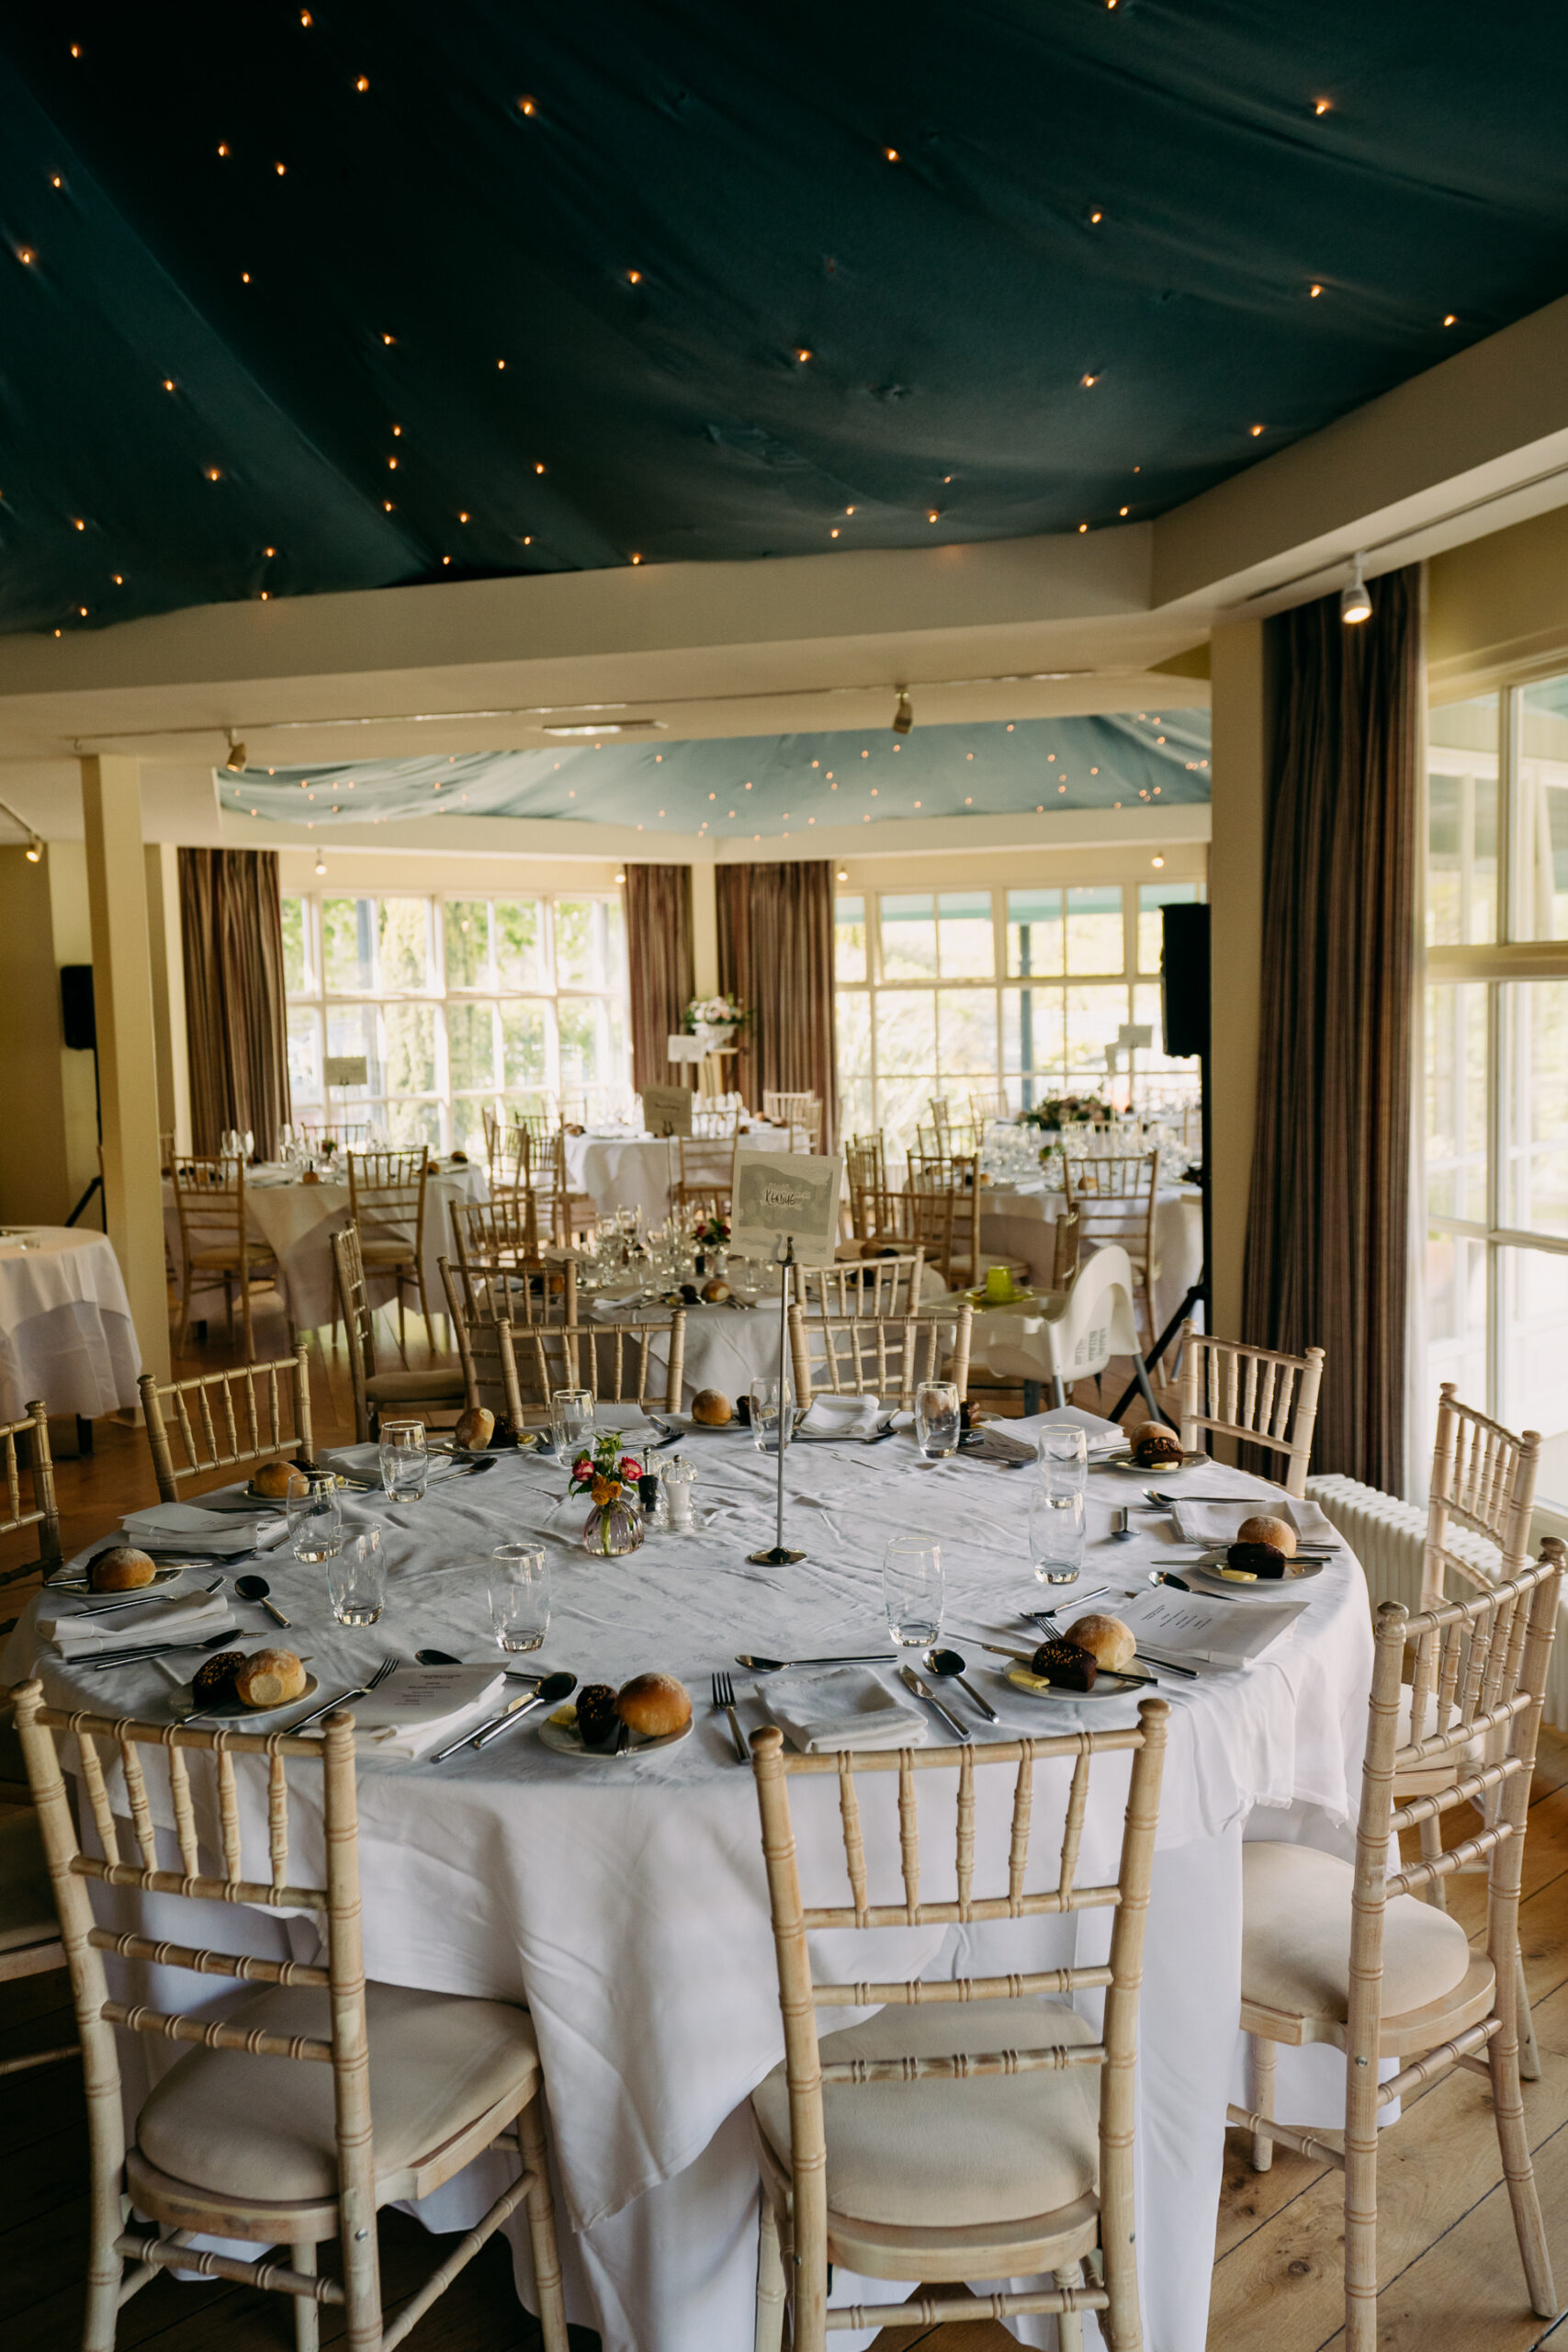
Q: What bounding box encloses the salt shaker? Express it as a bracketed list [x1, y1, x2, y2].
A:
[662, 1455, 697, 1531]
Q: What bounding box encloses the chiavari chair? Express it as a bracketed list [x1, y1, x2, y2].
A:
[844, 1135, 887, 1238]
[795, 1250, 927, 1319]
[672, 1137, 734, 1218]
[485, 1314, 688, 1428]
[908, 1151, 1030, 1295]
[138, 1349, 315, 1501]
[0, 1398, 62, 1584]
[346, 1148, 433, 1354]
[761, 1091, 822, 1150]
[1176, 1324, 1325, 1498]
[438, 1253, 579, 1419]
[1061, 1148, 1162, 1363]
[1231, 1550, 1563, 2351]
[330, 1227, 467, 1444]
[171, 1156, 289, 1360]
[748, 1694, 1170, 2351]
[0, 1791, 73, 2076]
[12, 1680, 569, 2352]
[787, 1302, 973, 1407]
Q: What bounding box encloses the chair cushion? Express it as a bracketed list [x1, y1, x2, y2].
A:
[1241, 1841, 1472, 2023]
[750, 1996, 1099, 2229]
[0, 1809, 58, 1954]
[136, 1979, 539, 2205]
[365, 1369, 468, 1403]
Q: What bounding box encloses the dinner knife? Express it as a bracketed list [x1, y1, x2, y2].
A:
[897, 1666, 972, 1743]
[58, 1575, 222, 1621]
[736, 1651, 901, 1673]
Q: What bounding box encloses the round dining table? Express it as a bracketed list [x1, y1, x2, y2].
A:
[979, 1182, 1202, 1332]
[4, 1423, 1373, 2352]
[563, 1123, 787, 1231]
[0, 1223, 141, 1422]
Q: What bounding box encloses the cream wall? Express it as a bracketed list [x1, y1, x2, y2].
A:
[0, 841, 104, 1227]
[1428, 503, 1568, 693]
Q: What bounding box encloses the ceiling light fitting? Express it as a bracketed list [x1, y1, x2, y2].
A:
[313, 853, 327, 876]
[1339, 554, 1372, 626]
[224, 734, 248, 771]
[891, 688, 913, 735]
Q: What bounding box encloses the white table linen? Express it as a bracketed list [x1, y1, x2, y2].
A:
[980, 1183, 1202, 1332]
[4, 1432, 1373, 2352]
[162, 1163, 489, 1331]
[564, 1125, 783, 1230]
[0, 1225, 141, 1421]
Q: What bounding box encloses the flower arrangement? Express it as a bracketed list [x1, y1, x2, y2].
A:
[692, 1210, 730, 1251]
[1020, 1092, 1104, 1132]
[569, 1433, 646, 1501]
[683, 992, 749, 1044]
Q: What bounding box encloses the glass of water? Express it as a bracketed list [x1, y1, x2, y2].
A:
[1030, 1476, 1087, 1584]
[287, 1471, 342, 1564]
[328, 1530, 385, 1625]
[550, 1388, 595, 1458]
[913, 1380, 961, 1460]
[883, 1535, 943, 1648]
[490, 1544, 550, 1653]
[750, 1378, 788, 1454]
[378, 1417, 429, 1502]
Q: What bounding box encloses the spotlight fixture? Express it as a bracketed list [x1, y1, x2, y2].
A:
[25, 838, 41, 863]
[1339, 554, 1372, 626]
[224, 734, 248, 771]
[313, 853, 327, 876]
[837, 868, 849, 882]
[891, 687, 913, 736]
[614, 870, 626, 884]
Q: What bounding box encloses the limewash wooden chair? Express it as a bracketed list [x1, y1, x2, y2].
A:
[787, 1303, 974, 1409]
[12, 1680, 569, 2352]
[747, 1697, 1170, 2349]
[139, 1350, 316, 1500]
[1177, 1324, 1325, 1498]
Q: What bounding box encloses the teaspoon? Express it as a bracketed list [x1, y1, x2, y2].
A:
[234, 1573, 289, 1628]
[923, 1647, 999, 1722]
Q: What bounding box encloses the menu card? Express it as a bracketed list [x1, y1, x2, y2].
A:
[1116, 1586, 1310, 1669]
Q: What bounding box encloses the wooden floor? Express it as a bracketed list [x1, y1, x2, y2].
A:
[4, 1302, 1567, 2348]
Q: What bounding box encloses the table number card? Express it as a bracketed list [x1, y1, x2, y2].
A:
[324, 1055, 368, 1088]
[730, 1151, 843, 1267]
[640, 1084, 694, 1137]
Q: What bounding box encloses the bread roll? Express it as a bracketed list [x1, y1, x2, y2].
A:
[89, 1544, 157, 1592]
[1236, 1512, 1296, 1557]
[701, 1279, 730, 1304]
[691, 1388, 733, 1427]
[251, 1459, 298, 1499]
[1224, 1540, 1286, 1581]
[615, 1671, 692, 1738]
[1065, 1612, 1136, 1670]
[454, 1405, 494, 1451]
[1027, 1640, 1098, 1692]
[234, 1648, 308, 1709]
[1131, 1423, 1183, 1466]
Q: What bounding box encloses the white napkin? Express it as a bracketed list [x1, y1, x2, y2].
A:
[41, 1589, 238, 1658]
[1116, 1587, 1307, 1668]
[120, 1503, 288, 1556]
[1168, 1498, 1336, 1546]
[797, 1395, 882, 1442]
[319, 1444, 384, 1481]
[1013, 1405, 1124, 1453]
[349, 1664, 509, 1763]
[964, 1423, 1038, 1464]
[762, 1664, 927, 1753]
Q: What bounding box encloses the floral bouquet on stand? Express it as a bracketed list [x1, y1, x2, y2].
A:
[569, 1433, 648, 1556]
[683, 993, 750, 1053]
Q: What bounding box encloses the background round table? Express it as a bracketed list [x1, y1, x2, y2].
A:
[0, 1224, 141, 1422]
[564, 1125, 785, 1230]
[6, 1421, 1373, 2352]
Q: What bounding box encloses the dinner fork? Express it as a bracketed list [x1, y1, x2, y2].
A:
[711, 1669, 748, 1764]
[1027, 1604, 1199, 1681]
[285, 1651, 400, 1736]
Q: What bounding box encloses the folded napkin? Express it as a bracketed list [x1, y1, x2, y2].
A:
[41, 1589, 238, 1658]
[349, 1664, 509, 1763]
[762, 1664, 927, 1753]
[121, 1502, 288, 1555]
[964, 1423, 1039, 1464]
[318, 1444, 384, 1481]
[1168, 1497, 1336, 1547]
[1012, 1405, 1124, 1451]
[797, 1395, 883, 1442]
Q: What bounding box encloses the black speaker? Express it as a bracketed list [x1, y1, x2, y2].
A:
[1160, 905, 1210, 1060]
[61, 963, 96, 1051]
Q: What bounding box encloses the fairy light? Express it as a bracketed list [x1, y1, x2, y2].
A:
[111, 572, 122, 584]
[387, 456, 398, 469]
[70, 42, 82, 57]
[845, 504, 856, 514]
[795, 347, 812, 363]
[1089, 209, 1103, 225]
[927, 509, 940, 522]
[71, 516, 85, 530]
[241, 270, 252, 283]
[274, 161, 287, 176]
[217, 142, 230, 157]
[1081, 372, 1100, 388]
[627, 269, 642, 284]
[1309, 282, 1323, 298]
[518, 96, 537, 116]
[381, 332, 395, 345]
[163, 377, 175, 391]
[497, 357, 506, 368]
[1119, 504, 1129, 515]
[1314, 96, 1331, 115]
[264, 547, 276, 557]
[16, 247, 35, 266]
[1249, 424, 1265, 436]
[50, 175, 62, 189]
[535, 462, 546, 474]
[205, 465, 222, 481]
[1443, 313, 1457, 326]
[457, 511, 469, 522]
[883, 146, 899, 162]
[355, 75, 369, 93]
[829, 527, 839, 537]
[1077, 522, 1088, 533]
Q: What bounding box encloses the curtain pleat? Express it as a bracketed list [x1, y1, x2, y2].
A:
[1241, 564, 1419, 1489]
[625, 865, 695, 1092]
[716, 860, 838, 1141]
[179, 849, 292, 1159]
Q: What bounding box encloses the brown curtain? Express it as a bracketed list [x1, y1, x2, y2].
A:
[625, 865, 695, 1091]
[1241, 563, 1420, 1490]
[716, 860, 838, 1140]
[179, 849, 291, 1159]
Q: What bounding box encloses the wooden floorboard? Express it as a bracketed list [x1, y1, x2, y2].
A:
[4, 1306, 1567, 2347]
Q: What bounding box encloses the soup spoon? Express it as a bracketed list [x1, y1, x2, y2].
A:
[234, 1573, 289, 1627]
[923, 1647, 998, 1722]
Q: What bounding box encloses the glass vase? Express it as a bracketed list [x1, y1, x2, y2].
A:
[581, 1496, 646, 1557]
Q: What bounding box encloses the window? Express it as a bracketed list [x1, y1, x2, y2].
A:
[283, 889, 629, 1150]
[834, 876, 1202, 1152]
[1424, 671, 1568, 1508]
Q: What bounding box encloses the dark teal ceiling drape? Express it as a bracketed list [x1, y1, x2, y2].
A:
[5, 3, 1568, 637]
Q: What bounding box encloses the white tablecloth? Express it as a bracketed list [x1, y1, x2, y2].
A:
[0, 1225, 141, 1421]
[162, 1164, 489, 1331]
[981, 1185, 1203, 1333]
[565, 1126, 784, 1229]
[6, 1427, 1373, 2352]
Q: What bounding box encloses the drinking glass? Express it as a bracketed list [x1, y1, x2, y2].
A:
[490, 1544, 550, 1653]
[750, 1378, 788, 1454]
[883, 1536, 943, 1648]
[378, 1417, 430, 1502]
[1029, 1480, 1087, 1583]
[550, 1388, 595, 1458]
[329, 1530, 385, 1624]
[913, 1380, 961, 1460]
[287, 1471, 343, 1565]
[1038, 1424, 1089, 1479]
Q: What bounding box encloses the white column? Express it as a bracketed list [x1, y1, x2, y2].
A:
[691, 858, 719, 998]
[1207, 620, 1272, 1344]
[145, 842, 192, 1154]
[82, 756, 171, 1382]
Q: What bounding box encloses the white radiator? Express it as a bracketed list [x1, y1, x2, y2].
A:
[1306, 1473, 1568, 1731]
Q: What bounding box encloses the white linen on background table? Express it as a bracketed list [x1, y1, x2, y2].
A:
[161, 1164, 489, 1331]
[0, 1226, 141, 1421]
[564, 1125, 782, 1230]
[979, 1183, 1201, 1331]
[4, 1438, 1373, 2352]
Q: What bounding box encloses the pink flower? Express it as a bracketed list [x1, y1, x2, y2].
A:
[619, 1454, 644, 1480]
[572, 1453, 592, 1480]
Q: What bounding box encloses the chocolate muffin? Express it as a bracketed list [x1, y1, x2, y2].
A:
[1028, 1640, 1099, 1692]
[1225, 1540, 1287, 1579]
[191, 1651, 246, 1706]
[575, 1683, 620, 1748]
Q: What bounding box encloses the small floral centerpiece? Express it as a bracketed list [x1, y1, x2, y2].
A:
[570, 1432, 647, 1556]
[1020, 1092, 1103, 1134]
[683, 992, 750, 1053]
[692, 1210, 730, 1252]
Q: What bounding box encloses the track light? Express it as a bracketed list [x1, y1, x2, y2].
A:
[614, 870, 626, 884]
[313, 853, 327, 876]
[837, 868, 849, 881]
[25, 838, 41, 863]
[1339, 555, 1371, 626]
[891, 687, 913, 735]
[224, 735, 248, 771]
